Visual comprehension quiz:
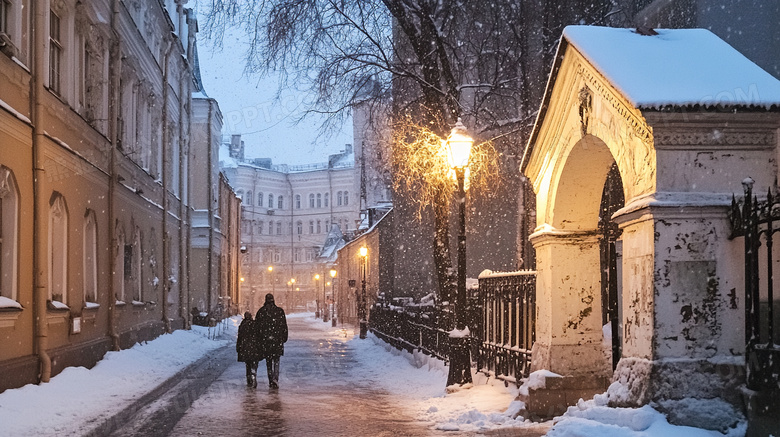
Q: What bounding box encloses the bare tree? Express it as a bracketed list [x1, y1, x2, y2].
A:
[199, 0, 625, 301]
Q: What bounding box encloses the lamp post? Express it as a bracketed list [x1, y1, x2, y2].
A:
[445, 118, 473, 387]
[330, 268, 337, 326]
[314, 273, 321, 318]
[289, 277, 295, 312]
[358, 246, 368, 339]
[268, 266, 274, 296]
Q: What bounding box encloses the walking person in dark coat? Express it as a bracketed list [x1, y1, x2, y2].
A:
[255, 294, 288, 389]
[237, 311, 262, 388]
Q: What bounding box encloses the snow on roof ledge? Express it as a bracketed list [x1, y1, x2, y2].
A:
[563, 26, 780, 110]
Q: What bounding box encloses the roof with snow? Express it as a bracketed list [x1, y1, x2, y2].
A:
[562, 26, 780, 109]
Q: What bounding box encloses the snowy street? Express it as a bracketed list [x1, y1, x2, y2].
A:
[0, 314, 747, 436]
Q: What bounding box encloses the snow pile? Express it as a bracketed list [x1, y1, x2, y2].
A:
[547, 393, 747, 437]
[0, 320, 236, 436]
[563, 26, 780, 109]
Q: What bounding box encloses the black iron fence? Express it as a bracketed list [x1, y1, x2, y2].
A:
[369, 271, 535, 386]
[475, 271, 536, 385]
[729, 178, 780, 390]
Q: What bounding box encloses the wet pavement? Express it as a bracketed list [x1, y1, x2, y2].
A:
[108, 317, 549, 437]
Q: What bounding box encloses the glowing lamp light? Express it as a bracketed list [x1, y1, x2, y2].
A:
[268, 266, 273, 272]
[330, 269, 337, 278]
[445, 118, 473, 169]
[290, 278, 296, 284]
[240, 277, 245, 282]
[359, 247, 368, 257]
[315, 274, 320, 280]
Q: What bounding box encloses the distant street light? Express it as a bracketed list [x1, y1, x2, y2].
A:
[444, 118, 474, 388]
[359, 247, 368, 339]
[330, 268, 337, 326]
[314, 273, 322, 319]
[268, 266, 275, 296]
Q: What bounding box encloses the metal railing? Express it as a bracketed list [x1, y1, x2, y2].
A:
[369, 303, 452, 361]
[729, 179, 780, 390]
[475, 271, 536, 385]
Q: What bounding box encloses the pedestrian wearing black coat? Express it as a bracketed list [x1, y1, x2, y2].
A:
[237, 311, 262, 387]
[255, 294, 288, 389]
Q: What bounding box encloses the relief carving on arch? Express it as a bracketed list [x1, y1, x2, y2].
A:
[0, 167, 12, 199]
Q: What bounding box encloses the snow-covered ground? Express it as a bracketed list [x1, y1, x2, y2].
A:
[0, 314, 746, 436]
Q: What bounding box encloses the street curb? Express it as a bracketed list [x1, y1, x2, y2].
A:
[83, 343, 234, 437]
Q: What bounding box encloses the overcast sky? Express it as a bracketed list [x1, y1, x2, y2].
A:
[195, 24, 353, 166]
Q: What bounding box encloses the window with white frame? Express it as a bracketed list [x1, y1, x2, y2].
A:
[337, 191, 343, 206]
[276, 221, 281, 235]
[132, 229, 142, 303]
[324, 193, 329, 207]
[309, 220, 314, 234]
[317, 193, 322, 208]
[306, 249, 314, 262]
[83, 210, 97, 304]
[49, 10, 62, 95]
[293, 249, 300, 262]
[296, 221, 302, 235]
[258, 221, 264, 235]
[49, 194, 68, 305]
[245, 191, 253, 206]
[268, 194, 274, 209]
[316, 220, 321, 234]
[258, 192, 263, 206]
[344, 191, 349, 205]
[277, 195, 283, 209]
[0, 167, 19, 302]
[273, 250, 281, 263]
[309, 193, 315, 208]
[114, 230, 125, 302]
[295, 194, 301, 209]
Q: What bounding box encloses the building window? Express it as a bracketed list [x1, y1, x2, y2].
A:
[337, 191, 343, 206]
[309, 220, 314, 234]
[115, 230, 125, 302]
[295, 194, 301, 209]
[273, 250, 281, 263]
[0, 0, 9, 36]
[317, 193, 322, 208]
[276, 221, 282, 235]
[306, 250, 314, 262]
[245, 191, 253, 206]
[83, 210, 98, 304]
[316, 220, 321, 234]
[258, 221, 264, 235]
[268, 194, 274, 209]
[132, 229, 142, 303]
[296, 221, 303, 235]
[0, 166, 19, 302]
[258, 192, 263, 207]
[49, 10, 62, 95]
[49, 194, 68, 304]
[277, 195, 283, 209]
[325, 220, 329, 233]
[324, 193, 329, 207]
[309, 193, 315, 208]
[344, 191, 349, 206]
[294, 249, 300, 263]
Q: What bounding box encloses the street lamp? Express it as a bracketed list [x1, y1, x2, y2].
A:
[359, 246, 368, 339]
[445, 118, 473, 388]
[268, 266, 274, 296]
[289, 278, 296, 312]
[330, 268, 337, 327]
[314, 273, 321, 319]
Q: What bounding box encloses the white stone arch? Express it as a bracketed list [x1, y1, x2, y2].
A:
[48, 192, 69, 304]
[83, 209, 98, 304]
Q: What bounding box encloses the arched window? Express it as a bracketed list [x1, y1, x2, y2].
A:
[258, 221, 264, 235]
[49, 193, 68, 305]
[132, 228, 142, 303]
[115, 227, 125, 302]
[0, 167, 19, 302]
[83, 210, 98, 304]
[316, 220, 321, 234]
[309, 220, 314, 234]
[245, 190, 253, 206]
[258, 192, 263, 206]
[277, 195, 283, 209]
[344, 191, 349, 206]
[309, 193, 315, 208]
[295, 194, 301, 209]
[337, 191, 343, 206]
[296, 221, 303, 235]
[317, 193, 322, 208]
[276, 221, 282, 235]
[268, 194, 274, 209]
[324, 193, 329, 207]
[325, 220, 329, 232]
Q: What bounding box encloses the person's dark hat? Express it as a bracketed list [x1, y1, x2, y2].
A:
[265, 293, 275, 303]
[244, 311, 252, 319]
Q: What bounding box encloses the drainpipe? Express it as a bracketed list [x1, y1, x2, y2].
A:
[186, 11, 198, 329]
[107, 0, 122, 350]
[161, 37, 174, 333]
[178, 61, 188, 323]
[206, 100, 214, 322]
[31, 0, 51, 383]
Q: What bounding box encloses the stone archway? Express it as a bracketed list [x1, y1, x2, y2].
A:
[529, 134, 619, 383]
